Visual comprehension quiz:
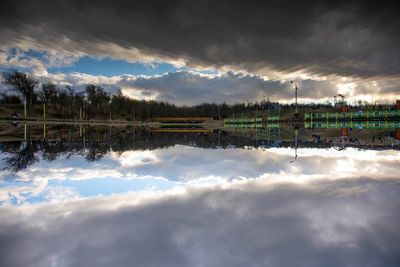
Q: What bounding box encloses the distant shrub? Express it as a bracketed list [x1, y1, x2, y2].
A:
[0, 94, 21, 104]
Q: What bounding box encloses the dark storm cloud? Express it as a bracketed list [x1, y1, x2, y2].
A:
[0, 0, 399, 77]
[1, 178, 400, 267]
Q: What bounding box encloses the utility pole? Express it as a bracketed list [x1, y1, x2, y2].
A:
[43, 102, 46, 120]
[43, 100, 46, 140]
[290, 128, 299, 163]
[109, 94, 112, 121]
[291, 81, 298, 116]
[295, 83, 298, 114]
[295, 84, 298, 114]
[24, 98, 27, 119]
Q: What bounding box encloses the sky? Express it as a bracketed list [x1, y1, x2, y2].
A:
[1, 2, 400, 265]
[1, 146, 400, 206]
[0, 145, 400, 266]
[0, 0, 399, 104]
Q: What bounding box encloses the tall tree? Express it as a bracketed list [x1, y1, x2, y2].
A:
[40, 82, 58, 104]
[2, 70, 38, 106]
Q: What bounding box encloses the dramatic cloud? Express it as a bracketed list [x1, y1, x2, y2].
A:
[24, 70, 396, 105]
[0, 177, 399, 267]
[2, 146, 400, 205]
[0, 48, 81, 75]
[1, 66, 399, 105]
[0, 1, 399, 78]
[128, 71, 337, 104]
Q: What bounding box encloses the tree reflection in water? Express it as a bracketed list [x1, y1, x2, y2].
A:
[0, 127, 254, 173]
[1, 125, 398, 173]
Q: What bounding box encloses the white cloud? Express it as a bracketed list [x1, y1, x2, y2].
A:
[1, 146, 399, 206]
[114, 150, 159, 167]
[0, 176, 399, 267]
[24, 70, 399, 105]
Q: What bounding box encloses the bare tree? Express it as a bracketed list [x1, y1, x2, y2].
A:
[2, 70, 38, 106]
[41, 82, 58, 104]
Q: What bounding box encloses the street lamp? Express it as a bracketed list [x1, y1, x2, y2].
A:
[290, 81, 298, 115]
[109, 94, 112, 121]
[76, 91, 87, 121]
[23, 97, 27, 119]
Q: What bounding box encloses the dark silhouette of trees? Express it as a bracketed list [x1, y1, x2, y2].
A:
[2, 70, 38, 106]
[0, 70, 283, 120]
[0, 127, 261, 173]
[1, 70, 269, 120]
[85, 85, 111, 116]
[0, 93, 21, 104]
[1, 70, 397, 121]
[40, 82, 58, 105]
[1, 140, 39, 172]
[1, 69, 341, 121]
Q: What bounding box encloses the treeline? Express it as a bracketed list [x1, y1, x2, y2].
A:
[1, 70, 268, 120]
[0, 126, 259, 172]
[1, 70, 397, 120]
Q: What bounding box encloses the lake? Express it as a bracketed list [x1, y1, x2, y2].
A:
[0, 123, 399, 266]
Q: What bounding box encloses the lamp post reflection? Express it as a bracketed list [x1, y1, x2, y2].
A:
[290, 128, 299, 163]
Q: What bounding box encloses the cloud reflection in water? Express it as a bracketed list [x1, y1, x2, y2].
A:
[0, 176, 399, 267]
[0, 146, 399, 205]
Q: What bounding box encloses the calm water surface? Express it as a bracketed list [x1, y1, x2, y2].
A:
[0, 124, 399, 266]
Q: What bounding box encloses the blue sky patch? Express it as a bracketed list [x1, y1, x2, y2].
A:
[3, 48, 221, 78]
[48, 56, 181, 77]
[48, 177, 177, 197]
